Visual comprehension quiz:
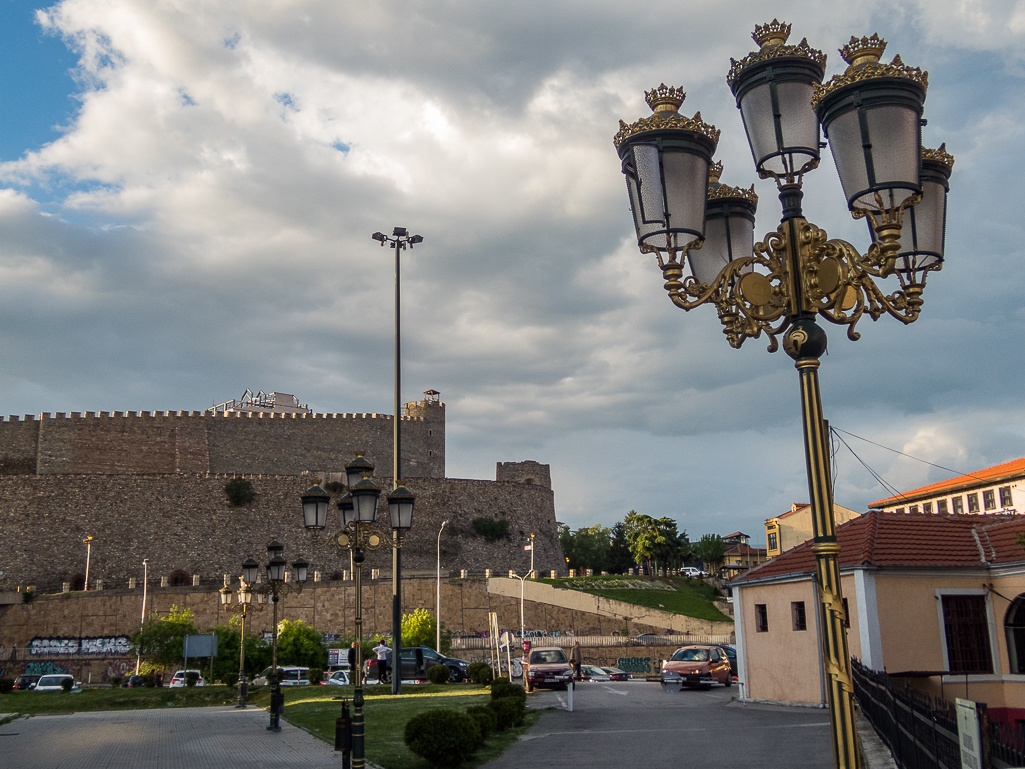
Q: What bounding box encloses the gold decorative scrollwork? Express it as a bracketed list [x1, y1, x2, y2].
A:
[309, 522, 397, 556]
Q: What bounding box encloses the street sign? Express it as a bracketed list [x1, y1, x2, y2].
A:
[524, 545, 532, 550]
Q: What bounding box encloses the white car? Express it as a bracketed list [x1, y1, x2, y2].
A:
[681, 567, 705, 578]
[168, 670, 206, 688]
[32, 674, 80, 692]
[252, 666, 310, 686]
[325, 669, 350, 686]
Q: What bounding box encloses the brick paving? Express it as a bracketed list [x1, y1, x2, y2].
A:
[0, 706, 340, 769]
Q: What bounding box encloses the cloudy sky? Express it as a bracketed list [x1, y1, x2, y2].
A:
[0, 0, 1023, 544]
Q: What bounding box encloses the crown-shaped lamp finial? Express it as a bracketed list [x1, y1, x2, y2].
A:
[644, 84, 686, 113]
[840, 34, 887, 67]
[708, 161, 724, 183]
[752, 19, 791, 48]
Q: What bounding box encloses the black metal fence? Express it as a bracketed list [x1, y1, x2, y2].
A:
[851, 659, 962, 769]
[852, 659, 1025, 769]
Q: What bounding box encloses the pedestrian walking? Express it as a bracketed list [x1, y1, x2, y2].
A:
[347, 641, 357, 674]
[571, 641, 582, 680]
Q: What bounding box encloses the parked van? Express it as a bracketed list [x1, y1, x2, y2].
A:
[252, 666, 310, 686]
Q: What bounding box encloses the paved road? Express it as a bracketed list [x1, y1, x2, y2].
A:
[0, 705, 339, 769]
[484, 680, 834, 768]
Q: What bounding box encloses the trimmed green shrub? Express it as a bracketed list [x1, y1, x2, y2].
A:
[323, 481, 346, 494]
[488, 696, 525, 731]
[404, 708, 480, 767]
[491, 677, 526, 704]
[60, 677, 74, 693]
[0, 678, 14, 694]
[221, 672, 239, 688]
[110, 676, 123, 688]
[465, 704, 497, 743]
[471, 517, 510, 542]
[225, 477, 256, 507]
[467, 662, 493, 685]
[307, 668, 323, 687]
[185, 671, 199, 687]
[142, 672, 156, 687]
[21, 589, 34, 604]
[426, 663, 451, 684]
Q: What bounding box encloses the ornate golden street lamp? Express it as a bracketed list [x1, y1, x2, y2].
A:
[219, 578, 263, 709]
[300, 452, 414, 769]
[614, 21, 952, 769]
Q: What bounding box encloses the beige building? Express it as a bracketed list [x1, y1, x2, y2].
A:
[869, 456, 1025, 516]
[721, 532, 767, 579]
[733, 511, 1025, 726]
[764, 503, 861, 559]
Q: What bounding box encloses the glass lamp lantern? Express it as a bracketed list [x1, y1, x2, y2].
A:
[267, 546, 287, 583]
[690, 163, 758, 285]
[338, 492, 356, 527]
[239, 586, 253, 605]
[345, 453, 374, 488]
[387, 485, 416, 530]
[615, 84, 720, 255]
[301, 486, 330, 530]
[219, 586, 232, 606]
[349, 476, 380, 524]
[242, 557, 259, 585]
[727, 20, 826, 183]
[815, 35, 928, 216]
[291, 557, 309, 584]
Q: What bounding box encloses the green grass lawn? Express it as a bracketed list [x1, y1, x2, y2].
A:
[540, 575, 732, 622]
[0, 682, 541, 769]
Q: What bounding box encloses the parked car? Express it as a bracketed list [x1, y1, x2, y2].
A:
[168, 670, 206, 688]
[33, 674, 80, 692]
[601, 667, 631, 681]
[524, 647, 574, 689]
[661, 645, 732, 690]
[718, 644, 738, 679]
[251, 667, 310, 686]
[125, 675, 146, 688]
[631, 633, 668, 646]
[366, 647, 468, 684]
[13, 674, 41, 690]
[580, 665, 611, 682]
[681, 567, 705, 578]
[325, 669, 350, 686]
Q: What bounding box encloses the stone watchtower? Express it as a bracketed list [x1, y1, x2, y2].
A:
[495, 460, 551, 488]
[403, 389, 445, 479]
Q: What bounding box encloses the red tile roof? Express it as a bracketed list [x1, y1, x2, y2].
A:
[776, 504, 810, 520]
[731, 511, 1025, 584]
[869, 457, 1025, 508]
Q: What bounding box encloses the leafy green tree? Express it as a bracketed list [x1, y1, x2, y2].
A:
[131, 604, 197, 670]
[624, 511, 665, 573]
[653, 517, 692, 570]
[607, 521, 635, 574]
[693, 534, 726, 577]
[275, 619, 327, 669]
[210, 623, 271, 684]
[402, 608, 436, 647]
[559, 524, 612, 572]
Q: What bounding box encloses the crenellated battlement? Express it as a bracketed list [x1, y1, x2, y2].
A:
[2, 410, 427, 422]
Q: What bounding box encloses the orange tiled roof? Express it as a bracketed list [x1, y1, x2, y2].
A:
[869, 457, 1025, 508]
[731, 511, 1025, 584]
[773, 504, 810, 520]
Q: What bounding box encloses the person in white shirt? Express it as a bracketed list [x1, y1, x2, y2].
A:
[372, 640, 391, 683]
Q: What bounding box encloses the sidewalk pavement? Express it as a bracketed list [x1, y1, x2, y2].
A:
[0, 705, 341, 769]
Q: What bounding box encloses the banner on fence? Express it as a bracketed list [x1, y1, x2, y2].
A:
[956, 698, 983, 769]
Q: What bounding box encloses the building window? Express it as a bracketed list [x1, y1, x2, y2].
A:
[1001, 487, 1013, 507]
[937, 499, 948, 515]
[792, 602, 807, 631]
[1005, 595, 1025, 674]
[968, 493, 980, 513]
[894, 507, 905, 514]
[910, 504, 920, 514]
[953, 496, 964, 514]
[941, 594, 993, 674]
[755, 604, 768, 633]
[923, 502, 933, 514]
[428, 430, 433, 436]
[984, 490, 996, 511]
[768, 532, 778, 551]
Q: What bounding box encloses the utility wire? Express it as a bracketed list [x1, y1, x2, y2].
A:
[830, 429, 908, 502]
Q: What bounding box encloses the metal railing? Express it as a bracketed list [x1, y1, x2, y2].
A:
[451, 633, 734, 650]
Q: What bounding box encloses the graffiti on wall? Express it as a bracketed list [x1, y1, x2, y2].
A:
[104, 658, 135, 682]
[615, 656, 652, 674]
[25, 661, 70, 676]
[29, 635, 132, 656]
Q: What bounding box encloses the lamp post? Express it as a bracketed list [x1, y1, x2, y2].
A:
[436, 520, 448, 653]
[220, 577, 263, 709]
[241, 541, 307, 731]
[371, 225, 424, 696]
[135, 558, 148, 675]
[510, 571, 535, 641]
[300, 453, 414, 769]
[613, 22, 951, 769]
[83, 536, 94, 591]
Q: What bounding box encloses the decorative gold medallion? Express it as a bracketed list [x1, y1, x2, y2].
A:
[368, 533, 382, 548]
[817, 257, 841, 294]
[739, 272, 773, 307]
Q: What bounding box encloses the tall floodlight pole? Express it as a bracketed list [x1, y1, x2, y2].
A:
[136, 558, 148, 674]
[83, 536, 94, 591]
[437, 520, 448, 653]
[372, 226, 424, 696]
[613, 22, 950, 769]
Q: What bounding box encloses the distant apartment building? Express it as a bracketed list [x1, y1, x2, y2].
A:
[869, 457, 1025, 516]
[764, 503, 861, 559]
[721, 532, 767, 578]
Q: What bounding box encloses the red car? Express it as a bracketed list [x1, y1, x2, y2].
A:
[525, 647, 574, 689]
[661, 645, 732, 690]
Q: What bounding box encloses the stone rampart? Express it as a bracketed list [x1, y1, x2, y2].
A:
[0, 399, 445, 479]
[0, 473, 560, 591]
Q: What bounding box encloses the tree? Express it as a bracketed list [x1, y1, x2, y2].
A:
[623, 511, 665, 573]
[402, 608, 436, 648]
[607, 522, 634, 574]
[559, 524, 613, 573]
[209, 623, 271, 685]
[275, 620, 327, 669]
[131, 604, 197, 670]
[653, 518, 692, 570]
[693, 534, 726, 577]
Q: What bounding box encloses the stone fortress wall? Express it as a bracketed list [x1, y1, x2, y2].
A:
[0, 392, 563, 592]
